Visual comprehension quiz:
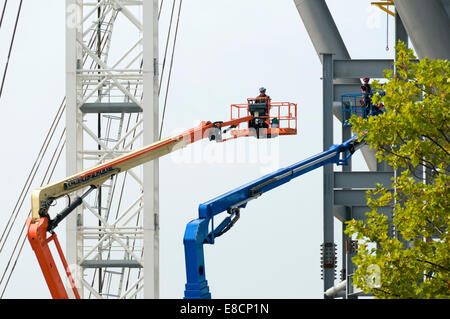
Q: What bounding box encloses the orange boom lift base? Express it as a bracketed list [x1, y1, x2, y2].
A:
[27, 217, 80, 299]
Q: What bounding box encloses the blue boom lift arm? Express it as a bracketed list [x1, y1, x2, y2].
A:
[183, 134, 366, 299]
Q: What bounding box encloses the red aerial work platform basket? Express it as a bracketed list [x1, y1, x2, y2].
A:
[229, 98, 297, 139]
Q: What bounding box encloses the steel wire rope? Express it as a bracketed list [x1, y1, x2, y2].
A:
[158, 0, 176, 96]
[0, 99, 65, 253]
[0, 130, 66, 296]
[0, 137, 66, 298]
[0, 0, 7, 30]
[158, 0, 164, 20]
[0, 128, 66, 297]
[159, 0, 183, 139]
[0, 0, 23, 100]
[0, 224, 26, 298]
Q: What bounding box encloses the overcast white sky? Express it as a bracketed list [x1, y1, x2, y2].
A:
[0, 0, 399, 299]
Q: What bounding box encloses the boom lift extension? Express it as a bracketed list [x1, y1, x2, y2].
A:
[183, 134, 366, 299]
[27, 116, 256, 299]
[30, 117, 251, 225]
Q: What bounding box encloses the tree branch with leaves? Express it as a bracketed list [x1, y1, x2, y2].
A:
[345, 41, 449, 299]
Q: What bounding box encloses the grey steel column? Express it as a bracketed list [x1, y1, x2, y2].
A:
[443, 0, 450, 18]
[294, 0, 351, 62]
[340, 206, 351, 299]
[393, 0, 450, 60]
[322, 53, 335, 296]
[345, 209, 357, 299]
[394, 12, 408, 48]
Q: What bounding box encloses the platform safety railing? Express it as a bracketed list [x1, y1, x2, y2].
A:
[230, 100, 297, 134]
[341, 91, 386, 126]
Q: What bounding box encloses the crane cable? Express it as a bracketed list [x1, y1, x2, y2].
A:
[0, 128, 66, 298]
[0, 99, 65, 252]
[0, 0, 8, 30]
[0, 106, 65, 273]
[158, 0, 176, 96]
[0, 0, 23, 100]
[159, 0, 183, 139]
[158, 0, 164, 20]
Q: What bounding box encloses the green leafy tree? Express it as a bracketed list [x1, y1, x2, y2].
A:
[345, 41, 449, 298]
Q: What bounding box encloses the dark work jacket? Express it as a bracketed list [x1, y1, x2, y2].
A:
[362, 83, 371, 94]
[256, 93, 271, 102]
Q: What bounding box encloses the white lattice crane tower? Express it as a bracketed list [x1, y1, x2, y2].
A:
[65, 0, 159, 299]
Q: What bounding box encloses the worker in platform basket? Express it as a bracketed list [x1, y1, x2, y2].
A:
[361, 78, 372, 117]
[255, 87, 271, 128]
[256, 87, 271, 103]
[362, 77, 371, 93]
